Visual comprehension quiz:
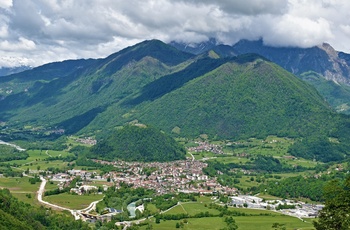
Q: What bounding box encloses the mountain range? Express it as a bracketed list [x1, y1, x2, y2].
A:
[1, 39, 350, 162]
[171, 39, 350, 114]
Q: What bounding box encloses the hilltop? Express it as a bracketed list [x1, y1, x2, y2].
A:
[89, 125, 186, 162]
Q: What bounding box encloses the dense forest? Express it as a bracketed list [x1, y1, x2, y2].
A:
[89, 125, 186, 162]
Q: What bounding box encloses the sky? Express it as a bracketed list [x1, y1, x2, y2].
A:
[0, 0, 350, 67]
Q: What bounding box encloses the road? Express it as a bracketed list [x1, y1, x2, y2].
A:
[37, 176, 102, 220]
[189, 152, 195, 161]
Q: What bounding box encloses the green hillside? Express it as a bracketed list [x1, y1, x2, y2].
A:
[0, 40, 194, 134]
[89, 125, 186, 162]
[1, 40, 350, 162]
[137, 55, 332, 139]
[301, 71, 350, 114]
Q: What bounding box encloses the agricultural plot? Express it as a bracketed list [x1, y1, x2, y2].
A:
[6, 149, 74, 171]
[43, 193, 104, 210]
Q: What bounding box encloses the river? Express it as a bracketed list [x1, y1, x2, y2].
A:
[127, 202, 136, 218]
[0, 140, 26, 151]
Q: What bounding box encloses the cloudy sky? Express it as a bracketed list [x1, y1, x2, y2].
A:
[0, 0, 350, 67]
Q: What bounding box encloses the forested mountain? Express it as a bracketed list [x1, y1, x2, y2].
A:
[170, 38, 350, 114]
[0, 40, 194, 135]
[1, 39, 350, 162]
[89, 125, 186, 162]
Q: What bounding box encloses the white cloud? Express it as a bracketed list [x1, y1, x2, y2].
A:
[0, 0, 11, 9]
[0, 0, 349, 66]
[0, 37, 36, 51]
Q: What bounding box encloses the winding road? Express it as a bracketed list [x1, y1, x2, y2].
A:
[37, 176, 103, 220]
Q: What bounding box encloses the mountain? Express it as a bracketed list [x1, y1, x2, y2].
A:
[169, 38, 218, 55]
[134, 54, 334, 139]
[170, 39, 350, 114]
[232, 40, 350, 85]
[0, 40, 194, 135]
[1, 39, 350, 162]
[0, 65, 31, 76]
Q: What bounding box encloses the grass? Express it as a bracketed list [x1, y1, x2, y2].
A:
[256, 194, 282, 200]
[155, 196, 315, 229]
[224, 136, 293, 157]
[142, 217, 227, 230]
[234, 215, 315, 230]
[0, 176, 41, 206]
[0, 176, 40, 192]
[43, 193, 104, 210]
[5, 149, 75, 171]
[141, 215, 315, 230]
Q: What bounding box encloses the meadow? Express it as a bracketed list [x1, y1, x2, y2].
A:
[0, 176, 41, 206]
[140, 202, 315, 230]
[43, 193, 104, 210]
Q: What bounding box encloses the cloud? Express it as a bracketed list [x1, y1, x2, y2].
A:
[0, 0, 349, 67]
[0, 37, 35, 51]
[0, 0, 11, 9]
[181, 0, 289, 15]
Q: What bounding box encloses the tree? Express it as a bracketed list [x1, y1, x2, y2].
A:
[155, 217, 160, 224]
[314, 176, 350, 230]
[224, 217, 238, 230]
[272, 222, 286, 230]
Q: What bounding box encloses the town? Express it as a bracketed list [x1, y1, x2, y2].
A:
[44, 155, 324, 222]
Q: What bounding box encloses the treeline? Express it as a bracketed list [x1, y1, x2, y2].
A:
[0, 163, 23, 177]
[0, 189, 90, 230]
[89, 125, 186, 162]
[0, 145, 28, 162]
[288, 135, 350, 162]
[203, 156, 306, 181]
[14, 136, 67, 151]
[260, 175, 329, 201]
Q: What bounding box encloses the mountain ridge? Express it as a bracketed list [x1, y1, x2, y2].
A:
[1, 39, 350, 163]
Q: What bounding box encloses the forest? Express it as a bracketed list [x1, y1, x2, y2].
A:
[89, 125, 186, 162]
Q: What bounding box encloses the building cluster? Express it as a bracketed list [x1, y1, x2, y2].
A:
[94, 159, 236, 195]
[231, 195, 324, 218]
[187, 141, 224, 154]
[74, 137, 97, 145]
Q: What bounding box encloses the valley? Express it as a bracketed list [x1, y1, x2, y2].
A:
[1, 39, 350, 229]
[0, 134, 342, 229]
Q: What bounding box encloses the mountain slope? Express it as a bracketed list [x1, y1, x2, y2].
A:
[233, 40, 350, 84]
[135, 54, 333, 139]
[171, 39, 350, 114]
[0, 40, 195, 134]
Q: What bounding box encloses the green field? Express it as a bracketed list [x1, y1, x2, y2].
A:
[165, 202, 220, 216]
[143, 217, 226, 230]
[5, 149, 74, 171]
[0, 176, 40, 192]
[43, 193, 104, 210]
[154, 197, 316, 230]
[0, 176, 41, 206]
[141, 215, 314, 230]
